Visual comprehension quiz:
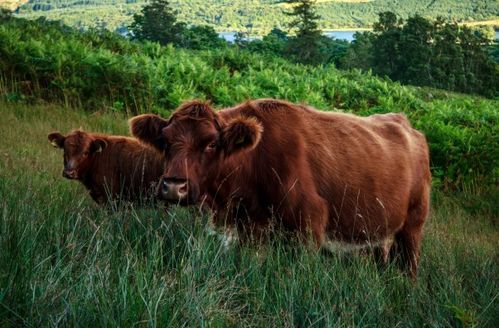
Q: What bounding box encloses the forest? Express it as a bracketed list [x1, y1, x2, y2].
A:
[13, 0, 499, 33]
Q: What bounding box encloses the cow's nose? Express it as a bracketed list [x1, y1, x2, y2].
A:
[63, 169, 77, 179]
[160, 178, 188, 201]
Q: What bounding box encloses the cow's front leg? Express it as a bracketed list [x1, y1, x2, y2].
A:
[281, 190, 329, 248]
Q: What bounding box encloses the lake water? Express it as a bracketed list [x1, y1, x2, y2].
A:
[219, 30, 361, 43]
[324, 31, 359, 41]
[220, 30, 499, 43]
[218, 32, 258, 43]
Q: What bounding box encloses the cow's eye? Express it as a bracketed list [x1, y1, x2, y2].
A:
[83, 151, 89, 157]
[205, 142, 216, 151]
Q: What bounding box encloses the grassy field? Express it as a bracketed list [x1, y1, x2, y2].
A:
[0, 101, 497, 327]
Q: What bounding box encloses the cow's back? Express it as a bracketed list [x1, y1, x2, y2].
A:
[220, 100, 430, 243]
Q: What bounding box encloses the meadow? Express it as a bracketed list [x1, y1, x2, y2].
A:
[1, 13, 498, 327]
[0, 101, 498, 327]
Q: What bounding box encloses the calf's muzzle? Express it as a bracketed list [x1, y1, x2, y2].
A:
[159, 177, 188, 201]
[63, 169, 77, 179]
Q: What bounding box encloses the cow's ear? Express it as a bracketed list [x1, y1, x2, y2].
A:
[91, 138, 107, 154]
[221, 116, 263, 156]
[48, 132, 65, 148]
[129, 114, 169, 150]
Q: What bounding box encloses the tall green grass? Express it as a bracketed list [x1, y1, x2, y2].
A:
[1, 102, 497, 327]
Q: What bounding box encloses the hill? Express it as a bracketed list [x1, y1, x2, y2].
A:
[13, 0, 499, 33]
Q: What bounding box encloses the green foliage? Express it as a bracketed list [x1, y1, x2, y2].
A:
[343, 13, 499, 98]
[0, 102, 498, 326]
[412, 95, 499, 190]
[284, 0, 325, 65]
[129, 0, 227, 50]
[129, 0, 183, 45]
[341, 31, 373, 70]
[179, 25, 227, 50]
[487, 43, 499, 63]
[237, 28, 289, 57]
[0, 16, 497, 190]
[235, 26, 348, 67]
[15, 0, 499, 34]
[1, 8, 13, 19]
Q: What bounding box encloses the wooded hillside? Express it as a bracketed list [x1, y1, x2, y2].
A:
[13, 0, 499, 33]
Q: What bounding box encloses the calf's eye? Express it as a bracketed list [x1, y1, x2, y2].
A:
[205, 142, 216, 151]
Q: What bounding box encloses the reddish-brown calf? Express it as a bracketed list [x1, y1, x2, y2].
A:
[130, 99, 431, 278]
[48, 130, 165, 204]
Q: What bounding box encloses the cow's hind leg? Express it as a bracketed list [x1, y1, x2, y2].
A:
[396, 190, 430, 279]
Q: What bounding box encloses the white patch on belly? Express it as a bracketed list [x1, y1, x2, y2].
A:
[322, 236, 394, 254]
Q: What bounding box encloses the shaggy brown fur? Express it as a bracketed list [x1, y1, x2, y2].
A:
[48, 130, 165, 204]
[130, 99, 431, 278]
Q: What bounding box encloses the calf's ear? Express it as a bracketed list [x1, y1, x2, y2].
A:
[221, 116, 263, 157]
[91, 138, 107, 154]
[48, 132, 65, 148]
[128, 114, 169, 150]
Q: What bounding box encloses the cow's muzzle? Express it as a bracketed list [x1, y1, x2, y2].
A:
[159, 177, 189, 202]
[63, 169, 78, 179]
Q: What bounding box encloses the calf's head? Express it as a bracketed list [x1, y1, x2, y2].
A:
[48, 130, 107, 180]
[129, 101, 262, 204]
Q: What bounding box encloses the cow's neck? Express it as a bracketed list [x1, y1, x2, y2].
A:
[207, 158, 250, 208]
[82, 152, 106, 191]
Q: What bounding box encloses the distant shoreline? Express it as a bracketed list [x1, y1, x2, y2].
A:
[322, 28, 372, 32]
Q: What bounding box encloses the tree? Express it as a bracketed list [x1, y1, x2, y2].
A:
[341, 32, 373, 70]
[371, 11, 403, 79]
[361, 12, 498, 97]
[284, 0, 324, 65]
[257, 28, 289, 56]
[399, 15, 434, 86]
[179, 25, 227, 50]
[431, 18, 463, 91]
[0, 8, 12, 22]
[234, 31, 249, 49]
[129, 0, 184, 45]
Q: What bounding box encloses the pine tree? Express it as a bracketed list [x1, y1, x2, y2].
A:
[129, 0, 184, 45]
[399, 15, 434, 86]
[371, 11, 403, 80]
[285, 0, 324, 65]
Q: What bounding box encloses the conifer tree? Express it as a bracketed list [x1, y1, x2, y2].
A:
[285, 0, 324, 65]
[129, 0, 184, 45]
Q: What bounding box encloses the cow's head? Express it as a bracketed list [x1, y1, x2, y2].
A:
[129, 101, 262, 204]
[48, 130, 107, 180]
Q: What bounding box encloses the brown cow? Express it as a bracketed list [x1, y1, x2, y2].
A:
[129, 99, 431, 278]
[48, 130, 165, 204]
